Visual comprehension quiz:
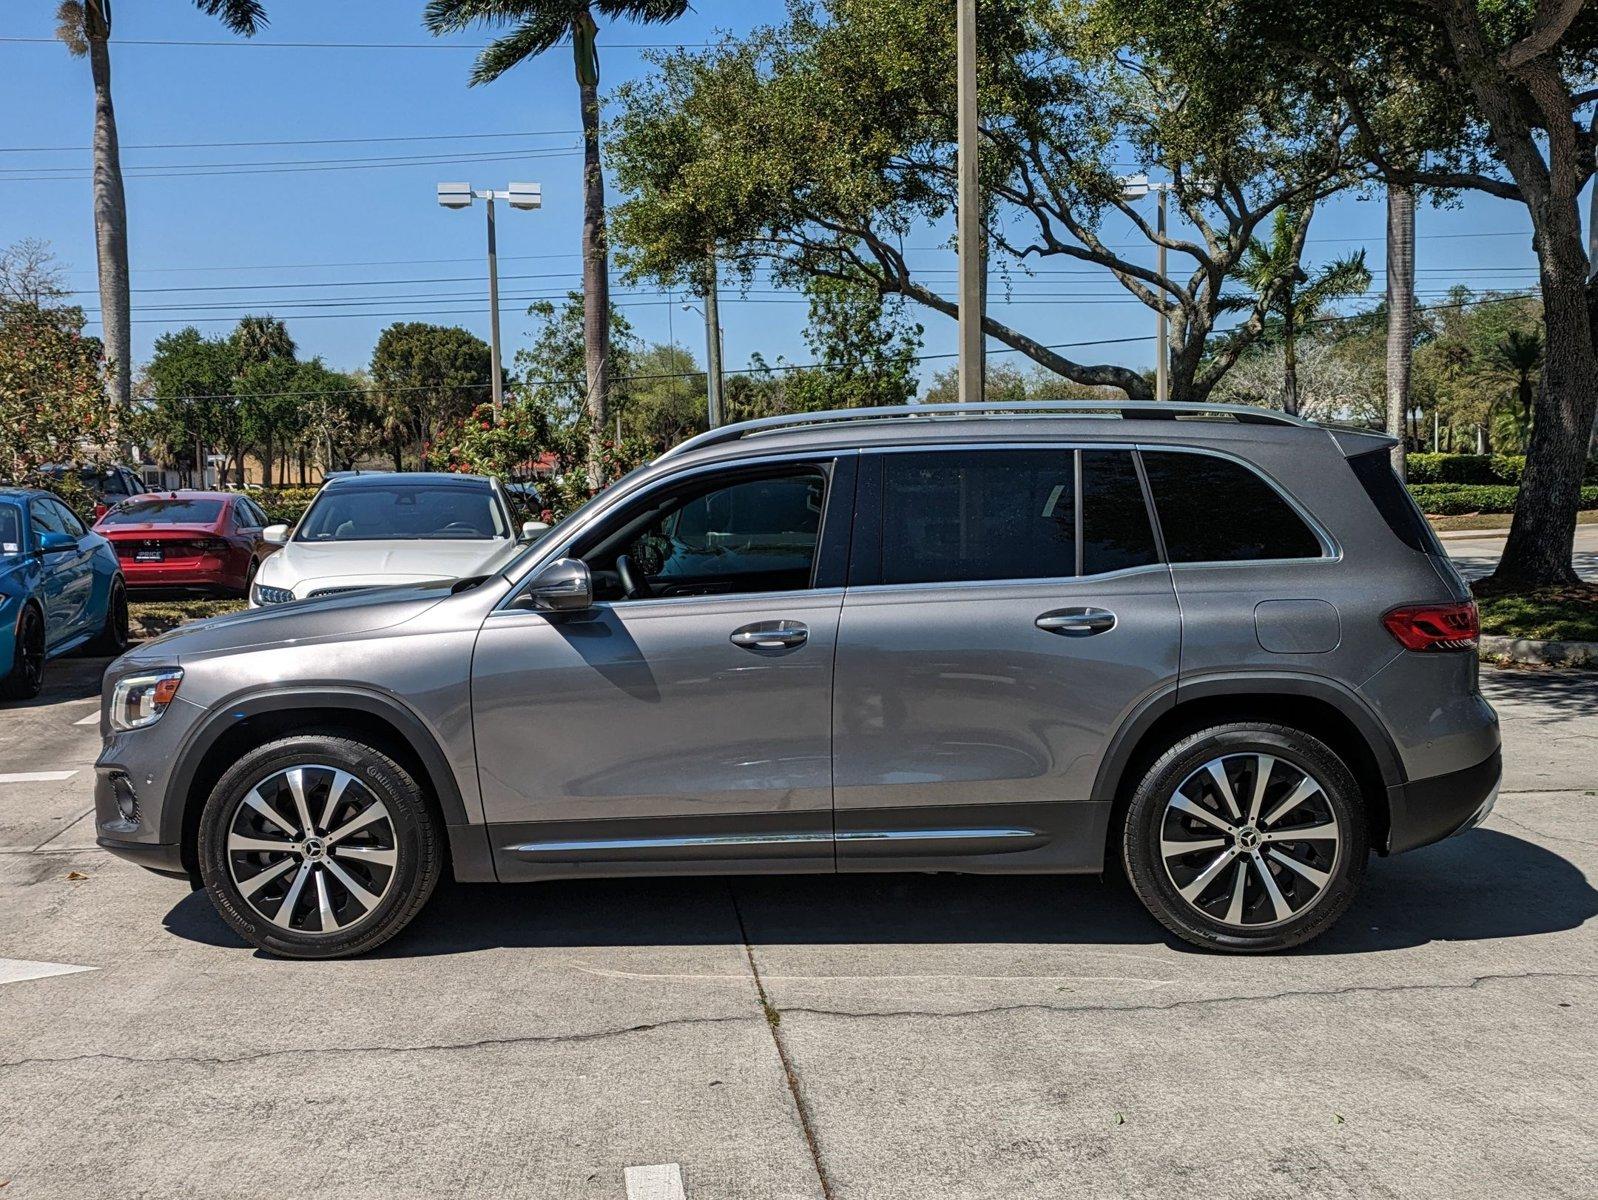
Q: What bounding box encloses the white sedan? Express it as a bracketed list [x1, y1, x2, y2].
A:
[249, 472, 545, 607]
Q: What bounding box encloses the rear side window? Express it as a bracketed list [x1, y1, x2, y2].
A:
[1082, 451, 1159, 575]
[881, 450, 1077, 584]
[1348, 450, 1442, 554]
[1142, 451, 1323, 562]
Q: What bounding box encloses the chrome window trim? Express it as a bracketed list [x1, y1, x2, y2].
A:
[843, 561, 1172, 599]
[495, 449, 856, 613]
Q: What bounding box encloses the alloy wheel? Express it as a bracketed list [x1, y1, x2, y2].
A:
[19, 608, 45, 690]
[225, 764, 399, 935]
[1158, 752, 1341, 929]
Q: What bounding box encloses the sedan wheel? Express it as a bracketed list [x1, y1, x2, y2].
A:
[1, 605, 46, 699]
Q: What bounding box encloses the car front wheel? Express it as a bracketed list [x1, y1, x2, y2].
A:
[198, 734, 443, 958]
[1122, 723, 1368, 952]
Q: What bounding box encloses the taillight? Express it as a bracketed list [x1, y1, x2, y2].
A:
[196, 538, 229, 554]
[1382, 601, 1479, 652]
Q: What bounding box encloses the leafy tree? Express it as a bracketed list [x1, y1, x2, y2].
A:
[298, 363, 377, 473]
[621, 342, 707, 449]
[610, 0, 1364, 403]
[54, 1, 268, 413]
[141, 327, 239, 486]
[423, 0, 693, 485]
[1229, 207, 1371, 415]
[0, 296, 115, 482]
[1105, 0, 1597, 585]
[782, 277, 923, 411]
[231, 314, 296, 367]
[369, 322, 493, 468]
[236, 357, 301, 488]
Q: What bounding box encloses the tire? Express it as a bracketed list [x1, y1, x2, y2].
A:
[1, 604, 46, 700]
[84, 576, 130, 656]
[1121, 723, 1368, 953]
[198, 733, 444, 959]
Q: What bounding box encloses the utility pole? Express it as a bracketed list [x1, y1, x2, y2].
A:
[1155, 186, 1169, 402]
[703, 250, 724, 428]
[956, 0, 983, 405]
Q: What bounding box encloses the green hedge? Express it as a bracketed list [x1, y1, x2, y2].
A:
[1406, 453, 1598, 486]
[254, 487, 320, 527]
[1408, 482, 1598, 515]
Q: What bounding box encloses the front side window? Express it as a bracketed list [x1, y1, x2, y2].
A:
[581, 469, 826, 600]
[1142, 450, 1323, 562]
[880, 450, 1077, 585]
[29, 500, 65, 538]
[294, 485, 509, 542]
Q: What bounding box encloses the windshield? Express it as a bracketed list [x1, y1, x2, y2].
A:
[100, 498, 224, 526]
[0, 503, 20, 556]
[295, 484, 509, 542]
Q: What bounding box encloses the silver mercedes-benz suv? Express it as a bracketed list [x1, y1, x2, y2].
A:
[94, 402, 1500, 958]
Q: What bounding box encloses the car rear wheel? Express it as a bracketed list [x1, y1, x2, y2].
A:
[1122, 723, 1368, 952]
[198, 734, 443, 958]
[84, 577, 130, 656]
[1, 604, 46, 700]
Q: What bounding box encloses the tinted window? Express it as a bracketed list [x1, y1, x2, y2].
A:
[51, 500, 86, 537]
[0, 504, 22, 555]
[101, 498, 225, 526]
[1142, 451, 1322, 562]
[1349, 450, 1442, 554]
[1082, 451, 1158, 574]
[881, 450, 1076, 585]
[593, 470, 825, 599]
[29, 501, 64, 537]
[295, 485, 508, 542]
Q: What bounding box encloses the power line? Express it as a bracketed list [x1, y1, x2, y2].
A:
[0, 130, 579, 154]
[0, 36, 714, 51]
[0, 146, 579, 182]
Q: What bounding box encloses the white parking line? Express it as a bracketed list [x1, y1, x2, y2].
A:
[624, 1164, 686, 1200]
[0, 958, 97, 986]
[0, 771, 78, 784]
[75, 712, 101, 726]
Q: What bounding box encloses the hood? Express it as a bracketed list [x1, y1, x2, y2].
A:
[121, 580, 463, 662]
[257, 537, 511, 596]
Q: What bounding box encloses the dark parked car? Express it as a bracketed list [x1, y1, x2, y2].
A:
[94, 491, 273, 597]
[40, 464, 149, 521]
[95, 402, 1499, 959]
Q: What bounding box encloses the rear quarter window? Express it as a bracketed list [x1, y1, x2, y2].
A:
[1141, 450, 1323, 563]
[1348, 450, 1444, 554]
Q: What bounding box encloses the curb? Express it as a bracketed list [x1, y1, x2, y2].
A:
[1480, 635, 1598, 668]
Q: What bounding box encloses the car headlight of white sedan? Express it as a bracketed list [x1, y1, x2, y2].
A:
[251, 581, 295, 606]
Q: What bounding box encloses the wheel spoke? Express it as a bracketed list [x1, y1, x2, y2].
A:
[1162, 835, 1228, 860]
[1252, 851, 1293, 921]
[1224, 859, 1249, 925]
[271, 861, 313, 928]
[228, 832, 298, 856]
[314, 867, 340, 932]
[1268, 847, 1331, 889]
[1247, 755, 1275, 823]
[1206, 760, 1242, 820]
[242, 787, 298, 838]
[239, 856, 295, 898]
[321, 857, 384, 914]
[326, 801, 388, 846]
[332, 844, 397, 867]
[318, 770, 354, 831]
[1262, 775, 1321, 828]
[1262, 821, 1338, 844]
[1170, 794, 1234, 834]
[1179, 848, 1239, 902]
[286, 768, 316, 838]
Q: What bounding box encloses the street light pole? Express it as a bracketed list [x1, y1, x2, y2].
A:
[437, 181, 542, 415]
[956, 0, 983, 406]
[703, 250, 724, 428]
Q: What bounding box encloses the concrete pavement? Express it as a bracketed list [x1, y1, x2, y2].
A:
[0, 649, 1594, 1198]
[1440, 521, 1598, 581]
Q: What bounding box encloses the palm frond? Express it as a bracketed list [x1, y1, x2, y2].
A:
[472, 15, 574, 84]
[192, 0, 268, 37]
[55, 0, 88, 56]
[596, 0, 693, 24]
[424, 0, 574, 35]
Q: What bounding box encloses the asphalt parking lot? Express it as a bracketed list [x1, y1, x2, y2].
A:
[1, 655, 1595, 1197]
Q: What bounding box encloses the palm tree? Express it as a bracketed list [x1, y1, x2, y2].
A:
[1235, 207, 1371, 416]
[55, 2, 268, 416]
[1485, 328, 1544, 427]
[1385, 185, 1415, 476]
[423, 0, 692, 486]
[231, 313, 297, 366]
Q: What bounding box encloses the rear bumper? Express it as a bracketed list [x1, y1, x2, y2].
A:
[1385, 747, 1502, 855]
[120, 561, 237, 589]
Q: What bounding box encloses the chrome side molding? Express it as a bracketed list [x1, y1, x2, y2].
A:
[505, 827, 1038, 854]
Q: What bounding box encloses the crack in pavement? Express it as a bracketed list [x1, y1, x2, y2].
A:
[0, 1012, 757, 1073]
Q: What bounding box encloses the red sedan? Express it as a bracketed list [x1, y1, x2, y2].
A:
[93, 491, 273, 597]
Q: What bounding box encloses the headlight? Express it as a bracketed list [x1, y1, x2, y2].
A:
[252, 581, 295, 605]
[110, 669, 184, 732]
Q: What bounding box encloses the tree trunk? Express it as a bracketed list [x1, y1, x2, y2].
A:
[86, 22, 132, 417]
[578, 74, 612, 488]
[261, 436, 274, 489]
[1281, 299, 1298, 416]
[391, 432, 403, 473]
[1385, 185, 1415, 479]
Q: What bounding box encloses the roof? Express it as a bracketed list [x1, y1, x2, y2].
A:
[0, 486, 50, 501]
[321, 471, 492, 490]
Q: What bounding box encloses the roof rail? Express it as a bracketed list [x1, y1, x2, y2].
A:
[658, 400, 1315, 461]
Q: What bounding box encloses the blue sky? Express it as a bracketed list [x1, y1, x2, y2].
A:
[0, 0, 1551, 390]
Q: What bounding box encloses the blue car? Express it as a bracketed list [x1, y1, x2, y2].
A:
[0, 487, 129, 700]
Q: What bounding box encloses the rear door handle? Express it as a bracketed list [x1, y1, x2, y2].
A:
[730, 620, 809, 650]
[1036, 607, 1117, 637]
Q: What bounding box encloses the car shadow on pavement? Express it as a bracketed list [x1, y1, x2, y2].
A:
[3, 654, 112, 711]
[161, 826, 1596, 959]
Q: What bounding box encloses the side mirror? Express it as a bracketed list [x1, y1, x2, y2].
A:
[520, 520, 550, 542]
[521, 557, 592, 613]
[37, 531, 77, 555]
[262, 524, 290, 546]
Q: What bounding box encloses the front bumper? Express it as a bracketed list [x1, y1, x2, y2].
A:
[1385, 747, 1503, 855]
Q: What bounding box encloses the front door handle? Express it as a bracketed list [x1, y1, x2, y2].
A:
[730, 620, 809, 651]
[1036, 607, 1117, 637]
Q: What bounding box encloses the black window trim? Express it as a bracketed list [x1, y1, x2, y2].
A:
[1133, 443, 1338, 566]
[851, 442, 1169, 591]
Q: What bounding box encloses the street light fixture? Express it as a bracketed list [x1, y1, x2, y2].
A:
[436, 181, 543, 412]
[1121, 174, 1174, 403]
